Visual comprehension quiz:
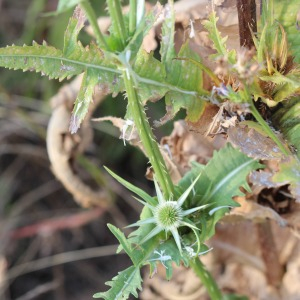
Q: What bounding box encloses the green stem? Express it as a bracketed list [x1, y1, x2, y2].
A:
[80, 1, 109, 50]
[261, 0, 274, 26]
[107, 0, 128, 49]
[250, 100, 290, 155]
[122, 70, 175, 199]
[129, 0, 137, 36]
[190, 258, 223, 300]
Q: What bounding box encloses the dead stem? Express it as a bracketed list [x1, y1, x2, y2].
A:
[236, 0, 257, 49]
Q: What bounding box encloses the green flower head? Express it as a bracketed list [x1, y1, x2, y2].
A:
[127, 175, 209, 255]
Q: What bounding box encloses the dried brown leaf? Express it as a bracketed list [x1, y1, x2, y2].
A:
[228, 125, 285, 160]
[161, 121, 215, 174]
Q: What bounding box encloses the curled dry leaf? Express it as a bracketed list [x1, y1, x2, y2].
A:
[161, 120, 215, 174]
[250, 157, 300, 203]
[47, 76, 111, 208]
[228, 124, 285, 160]
[186, 103, 219, 135]
[92, 116, 140, 145]
[210, 218, 300, 299]
[223, 196, 300, 237]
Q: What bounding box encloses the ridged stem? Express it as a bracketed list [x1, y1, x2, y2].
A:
[80, 1, 109, 50]
[122, 70, 174, 199]
[190, 258, 223, 300]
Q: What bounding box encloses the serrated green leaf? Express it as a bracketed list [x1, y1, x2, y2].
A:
[0, 41, 122, 83]
[133, 49, 168, 102]
[124, 3, 163, 59]
[0, 43, 82, 80]
[163, 42, 207, 123]
[104, 167, 156, 206]
[63, 6, 85, 56]
[201, 144, 263, 206]
[147, 239, 187, 280]
[202, 12, 236, 64]
[179, 144, 263, 239]
[107, 224, 142, 266]
[93, 266, 142, 299]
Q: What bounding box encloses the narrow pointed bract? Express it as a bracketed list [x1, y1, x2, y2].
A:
[127, 176, 208, 254]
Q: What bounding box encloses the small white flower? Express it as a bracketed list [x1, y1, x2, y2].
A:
[128, 175, 210, 254]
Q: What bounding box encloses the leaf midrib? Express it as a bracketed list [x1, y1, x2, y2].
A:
[207, 159, 254, 201]
[0, 52, 202, 97]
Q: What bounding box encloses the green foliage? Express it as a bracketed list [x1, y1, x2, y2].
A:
[272, 98, 300, 158]
[163, 42, 208, 123]
[98, 144, 262, 299]
[0, 3, 209, 132]
[202, 11, 236, 64]
[147, 240, 188, 279]
[133, 49, 168, 102]
[181, 144, 262, 208]
[274, 0, 300, 63]
[2, 0, 300, 299]
[57, 0, 85, 14]
[104, 167, 156, 206]
[179, 143, 263, 239]
[0, 42, 81, 80]
[160, 0, 176, 65]
[93, 266, 142, 299]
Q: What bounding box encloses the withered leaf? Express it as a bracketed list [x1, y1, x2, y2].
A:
[228, 125, 285, 160]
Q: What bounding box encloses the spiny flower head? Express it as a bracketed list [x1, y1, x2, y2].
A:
[128, 174, 209, 255]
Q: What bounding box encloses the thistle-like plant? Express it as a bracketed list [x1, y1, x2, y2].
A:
[99, 144, 263, 300]
[126, 175, 210, 255]
[0, 0, 299, 299]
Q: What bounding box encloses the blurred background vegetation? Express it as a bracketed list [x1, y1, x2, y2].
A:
[0, 0, 172, 299]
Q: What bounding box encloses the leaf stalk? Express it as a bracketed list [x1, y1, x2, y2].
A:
[107, 0, 128, 48]
[80, 1, 109, 50]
